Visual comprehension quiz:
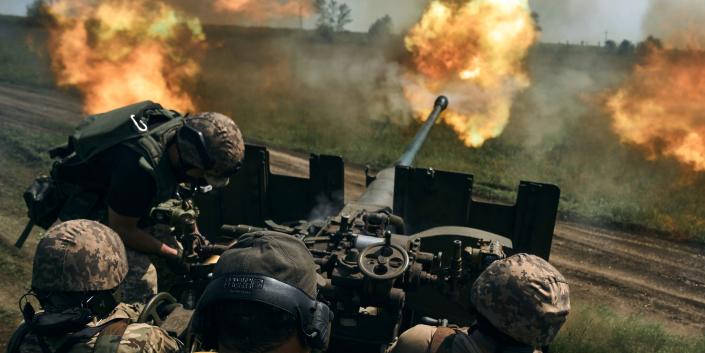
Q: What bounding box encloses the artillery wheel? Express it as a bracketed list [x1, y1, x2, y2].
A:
[358, 243, 409, 280]
[138, 292, 178, 326]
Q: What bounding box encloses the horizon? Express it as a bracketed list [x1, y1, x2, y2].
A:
[0, 0, 650, 44]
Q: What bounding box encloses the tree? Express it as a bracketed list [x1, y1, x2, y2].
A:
[637, 35, 663, 56]
[313, 0, 352, 40]
[531, 11, 542, 32]
[314, 0, 332, 28]
[604, 40, 617, 52]
[335, 3, 352, 32]
[368, 15, 392, 38]
[618, 40, 635, 55]
[25, 0, 54, 26]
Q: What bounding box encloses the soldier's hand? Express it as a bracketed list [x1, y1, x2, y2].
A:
[165, 250, 190, 275]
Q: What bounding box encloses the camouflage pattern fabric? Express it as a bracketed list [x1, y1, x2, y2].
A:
[180, 112, 244, 187]
[32, 220, 127, 292]
[117, 249, 158, 304]
[388, 324, 441, 353]
[470, 253, 570, 347]
[390, 324, 545, 353]
[15, 303, 182, 353]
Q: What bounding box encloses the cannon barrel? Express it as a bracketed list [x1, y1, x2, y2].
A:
[397, 96, 449, 167]
[356, 96, 449, 208]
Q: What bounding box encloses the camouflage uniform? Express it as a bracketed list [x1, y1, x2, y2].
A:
[390, 254, 570, 353]
[9, 220, 183, 353]
[390, 325, 543, 353]
[16, 303, 182, 353]
[119, 249, 159, 304]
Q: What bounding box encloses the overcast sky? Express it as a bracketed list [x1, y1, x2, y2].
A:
[0, 0, 652, 43]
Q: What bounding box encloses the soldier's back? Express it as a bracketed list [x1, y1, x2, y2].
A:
[10, 304, 182, 353]
[16, 323, 180, 353]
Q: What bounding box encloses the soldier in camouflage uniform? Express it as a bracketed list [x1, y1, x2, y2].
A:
[6, 220, 182, 353]
[390, 254, 570, 353]
[42, 104, 245, 303]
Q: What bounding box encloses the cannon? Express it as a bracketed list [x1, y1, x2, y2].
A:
[152, 96, 560, 352]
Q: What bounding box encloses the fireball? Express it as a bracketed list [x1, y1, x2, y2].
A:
[403, 0, 537, 147]
[45, 0, 205, 114]
[608, 48, 705, 171]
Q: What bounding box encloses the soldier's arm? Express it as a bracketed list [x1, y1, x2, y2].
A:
[109, 207, 178, 257]
[389, 325, 437, 353]
[118, 323, 183, 353]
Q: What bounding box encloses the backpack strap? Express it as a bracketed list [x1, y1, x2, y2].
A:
[6, 323, 30, 353]
[92, 319, 129, 353]
[428, 327, 461, 353]
[52, 325, 107, 353]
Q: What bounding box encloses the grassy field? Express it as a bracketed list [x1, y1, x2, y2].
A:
[554, 304, 705, 353]
[197, 25, 705, 242]
[1, 15, 705, 352]
[3, 15, 705, 242]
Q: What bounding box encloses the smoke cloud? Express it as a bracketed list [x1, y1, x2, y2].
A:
[643, 0, 705, 48]
[167, 0, 308, 27]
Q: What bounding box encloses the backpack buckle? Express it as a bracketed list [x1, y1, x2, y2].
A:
[131, 114, 148, 132]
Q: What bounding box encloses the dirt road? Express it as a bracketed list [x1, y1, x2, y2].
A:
[1, 83, 705, 337]
[552, 224, 705, 334]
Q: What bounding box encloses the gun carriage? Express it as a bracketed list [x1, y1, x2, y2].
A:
[148, 97, 560, 352]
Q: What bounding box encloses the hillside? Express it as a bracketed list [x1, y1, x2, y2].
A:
[1, 15, 705, 352]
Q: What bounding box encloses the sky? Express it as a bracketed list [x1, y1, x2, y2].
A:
[0, 0, 653, 44]
[529, 0, 649, 44]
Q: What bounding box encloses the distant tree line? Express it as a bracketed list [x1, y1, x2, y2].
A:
[313, 1, 394, 43]
[604, 36, 664, 56]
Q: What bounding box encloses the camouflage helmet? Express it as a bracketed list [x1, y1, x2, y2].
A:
[470, 253, 570, 347]
[178, 112, 245, 188]
[32, 220, 128, 293]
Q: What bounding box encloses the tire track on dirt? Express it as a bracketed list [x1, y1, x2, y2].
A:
[551, 224, 705, 334]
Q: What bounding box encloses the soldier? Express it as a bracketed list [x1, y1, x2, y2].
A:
[189, 231, 333, 353]
[6, 220, 182, 353]
[390, 253, 570, 353]
[39, 102, 245, 302]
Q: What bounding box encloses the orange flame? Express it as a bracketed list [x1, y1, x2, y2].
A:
[608, 47, 705, 171]
[403, 0, 537, 147]
[46, 0, 205, 114]
[213, 0, 313, 22]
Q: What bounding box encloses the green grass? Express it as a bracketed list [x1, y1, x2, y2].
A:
[195, 29, 705, 242]
[0, 13, 704, 250]
[553, 303, 705, 353]
[0, 15, 53, 87]
[0, 122, 61, 349]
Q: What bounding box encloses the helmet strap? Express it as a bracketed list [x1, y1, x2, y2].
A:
[84, 290, 119, 318]
[173, 134, 211, 188]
